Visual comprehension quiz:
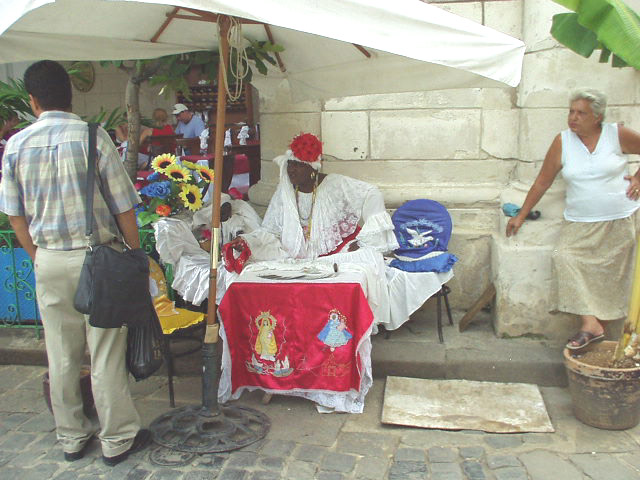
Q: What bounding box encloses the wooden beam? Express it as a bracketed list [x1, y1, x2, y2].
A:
[352, 43, 371, 58]
[263, 24, 287, 72]
[150, 6, 179, 43]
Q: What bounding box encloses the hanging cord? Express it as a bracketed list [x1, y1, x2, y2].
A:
[218, 16, 248, 102]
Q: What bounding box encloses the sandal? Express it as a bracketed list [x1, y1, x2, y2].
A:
[566, 331, 604, 350]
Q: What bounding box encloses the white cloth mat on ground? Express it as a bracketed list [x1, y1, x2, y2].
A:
[382, 376, 554, 433]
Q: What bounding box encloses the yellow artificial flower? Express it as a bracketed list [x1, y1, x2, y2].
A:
[179, 184, 203, 211]
[181, 160, 198, 170]
[195, 164, 215, 183]
[164, 163, 192, 183]
[151, 153, 176, 172]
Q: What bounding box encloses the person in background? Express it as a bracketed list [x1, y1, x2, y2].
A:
[173, 103, 205, 139]
[139, 107, 175, 160]
[506, 88, 640, 351]
[114, 116, 149, 168]
[0, 60, 151, 466]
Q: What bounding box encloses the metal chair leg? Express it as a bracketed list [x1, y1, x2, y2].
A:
[436, 292, 444, 343]
[164, 337, 176, 408]
[443, 286, 453, 326]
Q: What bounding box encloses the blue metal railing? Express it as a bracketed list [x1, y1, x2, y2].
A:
[0, 228, 157, 330]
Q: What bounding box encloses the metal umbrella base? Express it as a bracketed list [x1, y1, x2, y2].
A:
[149, 404, 270, 454]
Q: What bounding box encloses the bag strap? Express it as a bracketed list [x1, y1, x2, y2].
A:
[84, 122, 98, 245]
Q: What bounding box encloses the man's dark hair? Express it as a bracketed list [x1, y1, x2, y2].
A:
[24, 60, 72, 111]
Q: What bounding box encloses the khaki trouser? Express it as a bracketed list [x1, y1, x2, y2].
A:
[34, 247, 141, 457]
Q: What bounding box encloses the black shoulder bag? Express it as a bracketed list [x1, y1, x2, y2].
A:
[73, 123, 154, 329]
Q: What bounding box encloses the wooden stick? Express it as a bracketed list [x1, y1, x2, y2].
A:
[205, 16, 231, 336]
[458, 283, 495, 332]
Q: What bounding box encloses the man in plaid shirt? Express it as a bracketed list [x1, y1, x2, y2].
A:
[0, 60, 150, 466]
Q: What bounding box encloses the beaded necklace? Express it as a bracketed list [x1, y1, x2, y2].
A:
[295, 174, 318, 241]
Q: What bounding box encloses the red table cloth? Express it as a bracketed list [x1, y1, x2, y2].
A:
[218, 273, 374, 412]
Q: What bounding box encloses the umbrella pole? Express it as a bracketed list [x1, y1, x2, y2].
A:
[148, 17, 270, 459]
[200, 14, 231, 417]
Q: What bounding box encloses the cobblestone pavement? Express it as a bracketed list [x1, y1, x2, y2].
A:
[2, 364, 640, 480]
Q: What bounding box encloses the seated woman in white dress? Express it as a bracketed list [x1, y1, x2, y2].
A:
[226, 133, 399, 326]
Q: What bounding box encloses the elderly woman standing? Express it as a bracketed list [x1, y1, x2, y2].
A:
[506, 88, 640, 350]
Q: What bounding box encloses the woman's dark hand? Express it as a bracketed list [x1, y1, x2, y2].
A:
[230, 237, 245, 252]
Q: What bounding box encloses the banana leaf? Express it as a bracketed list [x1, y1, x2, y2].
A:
[551, 0, 640, 69]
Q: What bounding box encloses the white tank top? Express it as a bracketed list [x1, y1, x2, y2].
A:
[561, 122, 638, 222]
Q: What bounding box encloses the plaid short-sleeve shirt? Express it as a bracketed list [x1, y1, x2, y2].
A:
[0, 111, 141, 250]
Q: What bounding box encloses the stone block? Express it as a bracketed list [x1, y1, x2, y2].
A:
[354, 456, 390, 479]
[259, 112, 320, 160]
[380, 185, 502, 210]
[519, 450, 583, 480]
[447, 233, 491, 310]
[321, 111, 368, 160]
[500, 182, 566, 224]
[491, 239, 577, 340]
[370, 110, 481, 160]
[518, 49, 639, 108]
[487, 455, 522, 469]
[569, 453, 639, 480]
[428, 447, 458, 463]
[482, 109, 519, 159]
[450, 208, 498, 236]
[325, 88, 513, 111]
[522, 0, 566, 52]
[321, 160, 508, 188]
[258, 79, 322, 114]
[518, 108, 566, 162]
[485, 0, 523, 39]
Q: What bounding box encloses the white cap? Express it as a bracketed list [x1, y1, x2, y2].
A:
[172, 103, 189, 115]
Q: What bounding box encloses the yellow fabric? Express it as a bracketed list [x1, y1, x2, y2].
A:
[149, 258, 205, 334]
[159, 308, 205, 335]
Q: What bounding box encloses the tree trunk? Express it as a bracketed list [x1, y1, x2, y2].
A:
[124, 76, 141, 183]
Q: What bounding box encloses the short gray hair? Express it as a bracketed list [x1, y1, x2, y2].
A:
[570, 88, 607, 120]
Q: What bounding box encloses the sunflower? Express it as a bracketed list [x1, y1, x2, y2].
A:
[179, 184, 203, 211]
[164, 164, 192, 183]
[195, 164, 215, 183]
[151, 153, 176, 172]
[180, 160, 198, 170]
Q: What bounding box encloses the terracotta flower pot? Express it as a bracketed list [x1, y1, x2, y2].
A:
[564, 341, 640, 430]
[42, 367, 95, 418]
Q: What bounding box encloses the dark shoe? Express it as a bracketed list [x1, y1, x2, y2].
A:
[566, 331, 605, 351]
[102, 429, 152, 467]
[64, 434, 95, 462]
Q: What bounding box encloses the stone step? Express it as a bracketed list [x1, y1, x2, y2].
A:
[0, 310, 571, 387]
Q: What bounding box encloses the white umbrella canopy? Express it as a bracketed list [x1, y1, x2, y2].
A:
[0, 0, 525, 101]
[0, 0, 526, 423]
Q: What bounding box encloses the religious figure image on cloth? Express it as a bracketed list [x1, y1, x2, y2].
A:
[317, 308, 353, 351]
[254, 311, 278, 361]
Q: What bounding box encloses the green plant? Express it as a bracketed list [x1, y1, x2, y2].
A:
[0, 78, 31, 124]
[83, 107, 127, 132]
[551, 0, 640, 69]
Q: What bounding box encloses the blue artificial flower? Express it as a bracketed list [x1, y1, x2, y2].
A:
[140, 180, 171, 199]
[147, 171, 161, 182]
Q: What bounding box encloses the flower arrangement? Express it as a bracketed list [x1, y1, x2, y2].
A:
[135, 153, 215, 227]
[290, 133, 322, 163]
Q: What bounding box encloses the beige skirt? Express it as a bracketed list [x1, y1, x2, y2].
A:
[550, 213, 637, 320]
